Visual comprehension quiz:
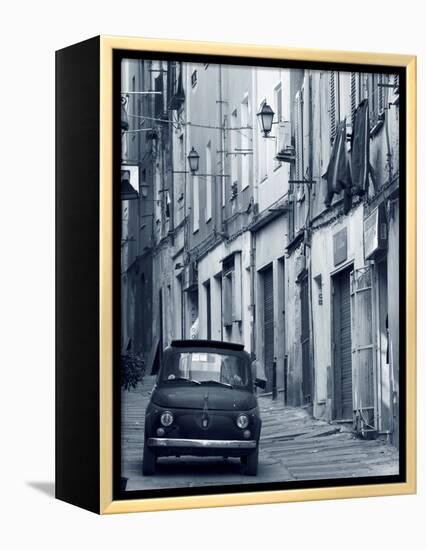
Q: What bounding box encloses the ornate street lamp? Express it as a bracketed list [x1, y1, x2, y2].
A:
[257, 102, 275, 137]
[187, 146, 200, 174]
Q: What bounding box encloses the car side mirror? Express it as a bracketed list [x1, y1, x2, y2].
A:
[254, 378, 266, 390]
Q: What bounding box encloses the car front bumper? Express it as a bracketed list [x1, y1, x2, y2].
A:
[147, 437, 257, 450]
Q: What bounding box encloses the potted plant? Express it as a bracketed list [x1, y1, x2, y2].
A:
[120, 352, 145, 491]
[121, 351, 145, 391]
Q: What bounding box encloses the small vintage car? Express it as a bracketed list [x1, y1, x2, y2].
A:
[143, 340, 263, 476]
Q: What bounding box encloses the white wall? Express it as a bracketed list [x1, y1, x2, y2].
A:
[197, 232, 252, 349]
[2, 1, 423, 550]
[310, 204, 365, 413]
[255, 67, 291, 212]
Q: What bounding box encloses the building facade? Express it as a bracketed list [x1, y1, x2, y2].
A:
[121, 58, 401, 447]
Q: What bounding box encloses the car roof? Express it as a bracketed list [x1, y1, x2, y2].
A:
[170, 339, 245, 352]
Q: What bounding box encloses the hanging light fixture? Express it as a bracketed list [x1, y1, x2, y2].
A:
[257, 102, 275, 137]
[187, 146, 200, 174]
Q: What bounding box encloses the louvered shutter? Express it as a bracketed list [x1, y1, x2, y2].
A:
[329, 71, 337, 143]
[263, 266, 274, 393]
[223, 272, 232, 327]
[350, 72, 357, 124]
[350, 267, 376, 433]
[378, 74, 385, 115]
[294, 90, 304, 210]
[393, 73, 399, 93]
[295, 90, 303, 181]
[232, 252, 242, 322]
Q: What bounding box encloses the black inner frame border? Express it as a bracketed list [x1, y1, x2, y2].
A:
[112, 47, 407, 502]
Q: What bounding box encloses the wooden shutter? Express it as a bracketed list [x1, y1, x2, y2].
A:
[232, 252, 242, 322]
[223, 272, 233, 327]
[350, 72, 357, 124]
[294, 89, 305, 227]
[377, 74, 385, 115]
[393, 73, 399, 93]
[329, 71, 339, 143]
[154, 74, 163, 118]
[263, 266, 274, 392]
[350, 267, 376, 432]
[294, 90, 304, 181]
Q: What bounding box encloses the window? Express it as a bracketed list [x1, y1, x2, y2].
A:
[350, 72, 364, 124]
[205, 141, 212, 221]
[154, 74, 164, 117]
[329, 71, 340, 143]
[179, 134, 184, 163]
[176, 135, 185, 220]
[161, 351, 249, 388]
[131, 76, 136, 143]
[368, 73, 386, 129]
[294, 89, 305, 231]
[155, 170, 161, 232]
[222, 253, 242, 327]
[230, 109, 238, 188]
[193, 175, 199, 232]
[274, 83, 283, 169]
[191, 70, 198, 88]
[240, 96, 250, 189]
[258, 100, 267, 181]
[294, 90, 304, 182]
[275, 83, 283, 123]
[169, 61, 185, 111]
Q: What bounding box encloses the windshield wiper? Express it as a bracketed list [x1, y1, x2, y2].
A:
[200, 380, 233, 388]
[165, 377, 201, 385]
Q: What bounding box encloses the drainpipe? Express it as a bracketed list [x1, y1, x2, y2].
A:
[250, 232, 257, 360]
[249, 67, 258, 361]
[218, 64, 226, 235]
[307, 72, 316, 411]
[384, 84, 393, 184]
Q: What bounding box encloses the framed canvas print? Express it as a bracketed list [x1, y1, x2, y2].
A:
[55, 36, 416, 514]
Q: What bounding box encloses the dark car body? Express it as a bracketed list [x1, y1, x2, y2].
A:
[143, 340, 262, 475]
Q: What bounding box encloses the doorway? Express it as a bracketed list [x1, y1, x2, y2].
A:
[262, 265, 274, 393]
[204, 279, 212, 340]
[332, 267, 353, 420]
[300, 272, 312, 405]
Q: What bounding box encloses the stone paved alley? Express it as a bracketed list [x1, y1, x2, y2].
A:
[121, 376, 399, 492]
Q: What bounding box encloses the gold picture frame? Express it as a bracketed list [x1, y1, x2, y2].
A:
[56, 35, 416, 514]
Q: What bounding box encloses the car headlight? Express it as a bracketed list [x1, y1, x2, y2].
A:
[160, 411, 174, 427]
[236, 414, 249, 429]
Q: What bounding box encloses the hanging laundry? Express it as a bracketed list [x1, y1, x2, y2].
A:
[324, 119, 352, 210]
[350, 99, 369, 196]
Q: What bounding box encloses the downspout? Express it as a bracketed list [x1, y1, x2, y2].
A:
[218, 64, 225, 235]
[250, 232, 257, 360]
[168, 61, 175, 246]
[250, 67, 258, 360]
[182, 64, 189, 338]
[306, 72, 316, 411]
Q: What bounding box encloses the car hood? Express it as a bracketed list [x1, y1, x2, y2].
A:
[151, 385, 257, 411]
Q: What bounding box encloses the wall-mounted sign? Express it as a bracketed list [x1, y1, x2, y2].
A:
[121, 164, 139, 200]
[333, 227, 348, 266]
[364, 205, 387, 260]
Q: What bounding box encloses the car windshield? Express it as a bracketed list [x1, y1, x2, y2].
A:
[161, 351, 250, 388]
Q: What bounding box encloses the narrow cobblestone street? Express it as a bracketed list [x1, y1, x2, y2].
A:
[121, 376, 399, 491]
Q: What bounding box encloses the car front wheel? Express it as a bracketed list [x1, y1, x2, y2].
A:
[243, 447, 259, 476]
[142, 440, 156, 475]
